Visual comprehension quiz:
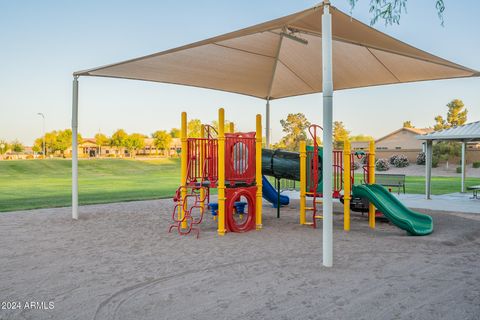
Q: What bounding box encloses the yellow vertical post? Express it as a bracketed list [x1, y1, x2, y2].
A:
[199, 124, 205, 212]
[180, 112, 188, 228]
[368, 140, 376, 229]
[229, 122, 235, 134]
[217, 108, 226, 236]
[343, 140, 351, 231]
[255, 114, 263, 230]
[299, 140, 307, 225]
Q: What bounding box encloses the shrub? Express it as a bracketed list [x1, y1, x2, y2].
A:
[393, 154, 409, 168]
[375, 158, 390, 171]
[473, 161, 480, 169]
[416, 152, 426, 165]
[432, 156, 439, 168]
[389, 154, 399, 165]
[456, 166, 462, 173]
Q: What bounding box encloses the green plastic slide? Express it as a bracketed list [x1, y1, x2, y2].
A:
[352, 184, 433, 236]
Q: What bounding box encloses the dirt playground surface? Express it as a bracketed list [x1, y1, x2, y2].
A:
[1, 199, 479, 320]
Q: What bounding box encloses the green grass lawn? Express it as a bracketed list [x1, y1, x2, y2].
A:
[1, 159, 479, 212]
[0, 158, 181, 212]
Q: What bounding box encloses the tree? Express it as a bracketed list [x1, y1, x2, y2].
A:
[350, 134, 374, 141]
[433, 115, 447, 131]
[279, 113, 311, 151]
[169, 128, 180, 138]
[187, 119, 202, 138]
[446, 99, 468, 127]
[110, 129, 128, 154]
[211, 120, 236, 133]
[152, 130, 172, 156]
[10, 139, 24, 154]
[433, 141, 460, 169]
[333, 121, 350, 149]
[271, 140, 287, 150]
[33, 137, 43, 154]
[37, 131, 58, 155]
[434, 99, 468, 131]
[403, 121, 414, 128]
[94, 133, 109, 156]
[124, 133, 146, 157]
[0, 139, 9, 155]
[56, 129, 82, 155]
[349, 0, 445, 26]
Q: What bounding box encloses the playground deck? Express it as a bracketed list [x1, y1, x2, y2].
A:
[1, 199, 479, 320]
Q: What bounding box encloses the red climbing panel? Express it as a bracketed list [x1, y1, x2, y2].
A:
[169, 185, 208, 238]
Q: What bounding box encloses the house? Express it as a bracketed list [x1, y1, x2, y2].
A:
[71, 137, 181, 158]
[374, 127, 433, 162]
[376, 127, 433, 151]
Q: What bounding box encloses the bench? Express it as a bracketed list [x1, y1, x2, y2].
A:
[467, 185, 480, 199]
[375, 174, 406, 194]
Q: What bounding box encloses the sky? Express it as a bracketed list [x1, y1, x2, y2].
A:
[0, 0, 479, 145]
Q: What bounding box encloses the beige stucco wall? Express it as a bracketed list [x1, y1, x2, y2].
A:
[376, 129, 425, 151]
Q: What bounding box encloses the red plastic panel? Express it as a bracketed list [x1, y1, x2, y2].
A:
[225, 132, 256, 186]
[225, 186, 257, 233]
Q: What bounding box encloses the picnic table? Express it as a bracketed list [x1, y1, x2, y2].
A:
[467, 185, 480, 199]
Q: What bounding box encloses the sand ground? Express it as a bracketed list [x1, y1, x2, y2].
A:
[1, 199, 479, 320]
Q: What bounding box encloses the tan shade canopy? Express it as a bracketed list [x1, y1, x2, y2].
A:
[74, 3, 478, 100]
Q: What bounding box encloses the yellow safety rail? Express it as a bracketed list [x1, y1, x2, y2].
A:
[217, 108, 226, 236]
[368, 140, 376, 229]
[299, 140, 306, 225]
[255, 114, 263, 230]
[199, 124, 205, 212]
[343, 140, 351, 231]
[180, 112, 188, 228]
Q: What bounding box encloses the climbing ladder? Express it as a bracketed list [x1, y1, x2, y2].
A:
[306, 124, 323, 228]
[169, 185, 208, 238]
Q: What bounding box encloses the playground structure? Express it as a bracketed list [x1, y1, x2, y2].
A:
[169, 108, 263, 237]
[170, 115, 433, 238]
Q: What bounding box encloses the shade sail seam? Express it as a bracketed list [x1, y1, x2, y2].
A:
[366, 47, 401, 82]
[266, 33, 284, 99]
[269, 24, 476, 74]
[277, 60, 316, 91]
[331, 36, 476, 74]
[212, 43, 276, 59]
[329, 6, 476, 72]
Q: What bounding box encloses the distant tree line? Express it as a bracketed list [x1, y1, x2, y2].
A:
[26, 118, 237, 158]
[30, 128, 181, 157]
[0, 139, 25, 155]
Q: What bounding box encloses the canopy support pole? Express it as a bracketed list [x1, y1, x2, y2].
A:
[461, 141, 466, 193]
[425, 140, 432, 199]
[72, 76, 79, 220]
[322, 3, 333, 268]
[266, 99, 271, 148]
